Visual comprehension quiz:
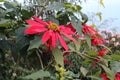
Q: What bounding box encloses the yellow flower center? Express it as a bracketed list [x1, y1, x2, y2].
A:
[48, 23, 59, 31]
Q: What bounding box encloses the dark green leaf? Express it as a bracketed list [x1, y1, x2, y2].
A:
[28, 36, 41, 50]
[52, 48, 64, 67]
[23, 70, 50, 80]
[71, 16, 82, 35]
[21, 9, 34, 20]
[56, 11, 70, 25]
[0, 40, 10, 50]
[16, 27, 29, 51]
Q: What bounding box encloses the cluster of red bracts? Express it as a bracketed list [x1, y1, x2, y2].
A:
[24, 16, 105, 51]
[24, 16, 78, 51]
[100, 73, 120, 80]
[24, 16, 107, 70]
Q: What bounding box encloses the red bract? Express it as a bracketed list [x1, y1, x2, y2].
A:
[115, 73, 120, 80]
[24, 16, 78, 51]
[100, 73, 110, 80]
[98, 48, 107, 57]
[91, 38, 104, 46]
[82, 24, 98, 36]
[64, 58, 73, 66]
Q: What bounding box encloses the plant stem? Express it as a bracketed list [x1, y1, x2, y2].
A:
[37, 0, 49, 17]
[35, 50, 44, 80]
[63, 50, 97, 60]
[35, 50, 44, 69]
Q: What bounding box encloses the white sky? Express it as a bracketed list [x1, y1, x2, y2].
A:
[81, 0, 120, 33]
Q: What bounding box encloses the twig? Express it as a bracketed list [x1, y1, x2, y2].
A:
[35, 50, 44, 69]
[37, 0, 49, 17]
[63, 50, 97, 60]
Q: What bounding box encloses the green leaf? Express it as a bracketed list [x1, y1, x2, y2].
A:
[23, 70, 50, 80]
[85, 34, 91, 49]
[16, 27, 29, 50]
[36, 0, 44, 5]
[80, 12, 88, 23]
[99, 64, 114, 80]
[56, 11, 70, 25]
[74, 42, 80, 51]
[21, 9, 34, 20]
[72, 5, 82, 11]
[110, 61, 120, 73]
[0, 19, 12, 27]
[110, 54, 120, 61]
[0, 0, 4, 2]
[4, 1, 16, 9]
[88, 50, 98, 57]
[46, 2, 64, 11]
[46, 15, 59, 25]
[64, 3, 72, 9]
[71, 16, 82, 35]
[28, 36, 41, 50]
[52, 48, 64, 67]
[80, 66, 88, 76]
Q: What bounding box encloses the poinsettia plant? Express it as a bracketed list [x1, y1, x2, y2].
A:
[0, 0, 120, 80]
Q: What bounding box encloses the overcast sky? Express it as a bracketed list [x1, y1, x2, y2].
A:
[81, 0, 120, 33]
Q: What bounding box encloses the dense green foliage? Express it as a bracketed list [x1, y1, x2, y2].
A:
[0, 0, 120, 80]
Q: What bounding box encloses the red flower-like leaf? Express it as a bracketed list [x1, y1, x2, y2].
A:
[115, 73, 120, 80]
[100, 73, 110, 80]
[98, 48, 107, 57]
[82, 24, 98, 36]
[24, 16, 78, 50]
[92, 38, 104, 46]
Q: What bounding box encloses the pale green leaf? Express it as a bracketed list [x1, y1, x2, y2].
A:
[23, 70, 50, 80]
[100, 0, 105, 8]
[0, 0, 4, 2]
[96, 12, 102, 21]
[80, 66, 88, 76]
[46, 2, 64, 11]
[52, 48, 64, 67]
[88, 50, 97, 57]
[75, 42, 80, 51]
[99, 64, 114, 80]
[110, 54, 120, 61]
[110, 61, 120, 73]
[85, 34, 91, 49]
